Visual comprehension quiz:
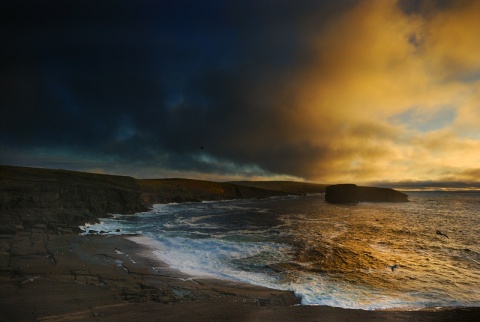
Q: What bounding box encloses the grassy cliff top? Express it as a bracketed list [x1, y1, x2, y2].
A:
[229, 180, 326, 195]
[1, 165, 325, 210]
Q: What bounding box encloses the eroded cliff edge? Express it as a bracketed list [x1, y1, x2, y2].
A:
[0, 165, 147, 234]
[1, 165, 321, 235]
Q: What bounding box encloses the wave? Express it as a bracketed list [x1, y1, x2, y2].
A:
[84, 193, 480, 310]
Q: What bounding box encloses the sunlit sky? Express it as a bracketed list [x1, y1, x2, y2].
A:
[2, 0, 480, 189]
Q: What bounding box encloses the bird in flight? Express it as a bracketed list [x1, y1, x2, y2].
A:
[389, 264, 398, 272]
[436, 230, 449, 238]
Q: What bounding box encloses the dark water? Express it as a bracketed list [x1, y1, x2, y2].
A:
[85, 192, 480, 310]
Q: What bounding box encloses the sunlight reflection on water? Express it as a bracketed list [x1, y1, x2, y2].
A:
[85, 192, 480, 309]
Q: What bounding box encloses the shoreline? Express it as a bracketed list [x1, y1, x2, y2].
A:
[124, 233, 480, 313]
[1, 232, 480, 321]
[122, 233, 477, 313]
[1, 165, 480, 320]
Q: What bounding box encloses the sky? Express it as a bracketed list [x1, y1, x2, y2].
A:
[1, 0, 480, 189]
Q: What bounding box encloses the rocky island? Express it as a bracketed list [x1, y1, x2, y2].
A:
[325, 184, 408, 204]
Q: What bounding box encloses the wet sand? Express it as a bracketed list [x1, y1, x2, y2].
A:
[1, 232, 479, 321]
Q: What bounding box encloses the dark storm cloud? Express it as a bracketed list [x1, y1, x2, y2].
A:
[4, 0, 480, 185]
[0, 0, 358, 178]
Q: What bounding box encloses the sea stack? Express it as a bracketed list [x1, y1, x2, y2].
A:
[325, 184, 408, 204]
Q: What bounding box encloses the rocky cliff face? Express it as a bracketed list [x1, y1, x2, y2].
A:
[137, 178, 288, 205]
[325, 184, 408, 204]
[0, 165, 319, 235]
[0, 166, 146, 234]
[0, 166, 290, 235]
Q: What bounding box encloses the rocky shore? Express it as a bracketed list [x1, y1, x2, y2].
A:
[1, 232, 478, 321]
[1, 165, 479, 321]
[0, 233, 299, 321]
[1, 165, 298, 235]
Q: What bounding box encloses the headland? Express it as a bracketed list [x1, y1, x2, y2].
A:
[1, 165, 478, 321]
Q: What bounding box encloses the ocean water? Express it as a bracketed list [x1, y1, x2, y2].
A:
[84, 192, 480, 310]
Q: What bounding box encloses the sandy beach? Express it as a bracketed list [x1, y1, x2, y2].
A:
[1, 231, 479, 321]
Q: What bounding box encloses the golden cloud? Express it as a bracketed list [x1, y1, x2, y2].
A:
[280, 0, 480, 184]
[423, 0, 480, 80]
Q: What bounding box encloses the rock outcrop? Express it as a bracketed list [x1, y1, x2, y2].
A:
[229, 181, 326, 195]
[1, 165, 335, 235]
[137, 178, 289, 206]
[0, 165, 147, 234]
[0, 165, 313, 234]
[325, 184, 408, 204]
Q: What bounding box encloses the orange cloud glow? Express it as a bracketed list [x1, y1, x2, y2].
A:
[279, 0, 480, 185]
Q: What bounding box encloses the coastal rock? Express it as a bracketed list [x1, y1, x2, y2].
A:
[325, 184, 408, 204]
[1, 165, 329, 234]
[0, 165, 147, 233]
[0, 166, 146, 214]
[136, 178, 291, 206]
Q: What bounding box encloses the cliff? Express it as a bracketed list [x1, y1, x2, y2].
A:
[0, 165, 146, 234]
[229, 181, 326, 195]
[137, 178, 289, 206]
[325, 184, 408, 204]
[0, 165, 304, 234]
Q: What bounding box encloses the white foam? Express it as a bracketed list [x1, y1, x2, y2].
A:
[147, 232, 425, 310]
[82, 194, 480, 310]
[146, 233, 292, 284]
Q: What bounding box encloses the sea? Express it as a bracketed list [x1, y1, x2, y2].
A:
[83, 191, 480, 310]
